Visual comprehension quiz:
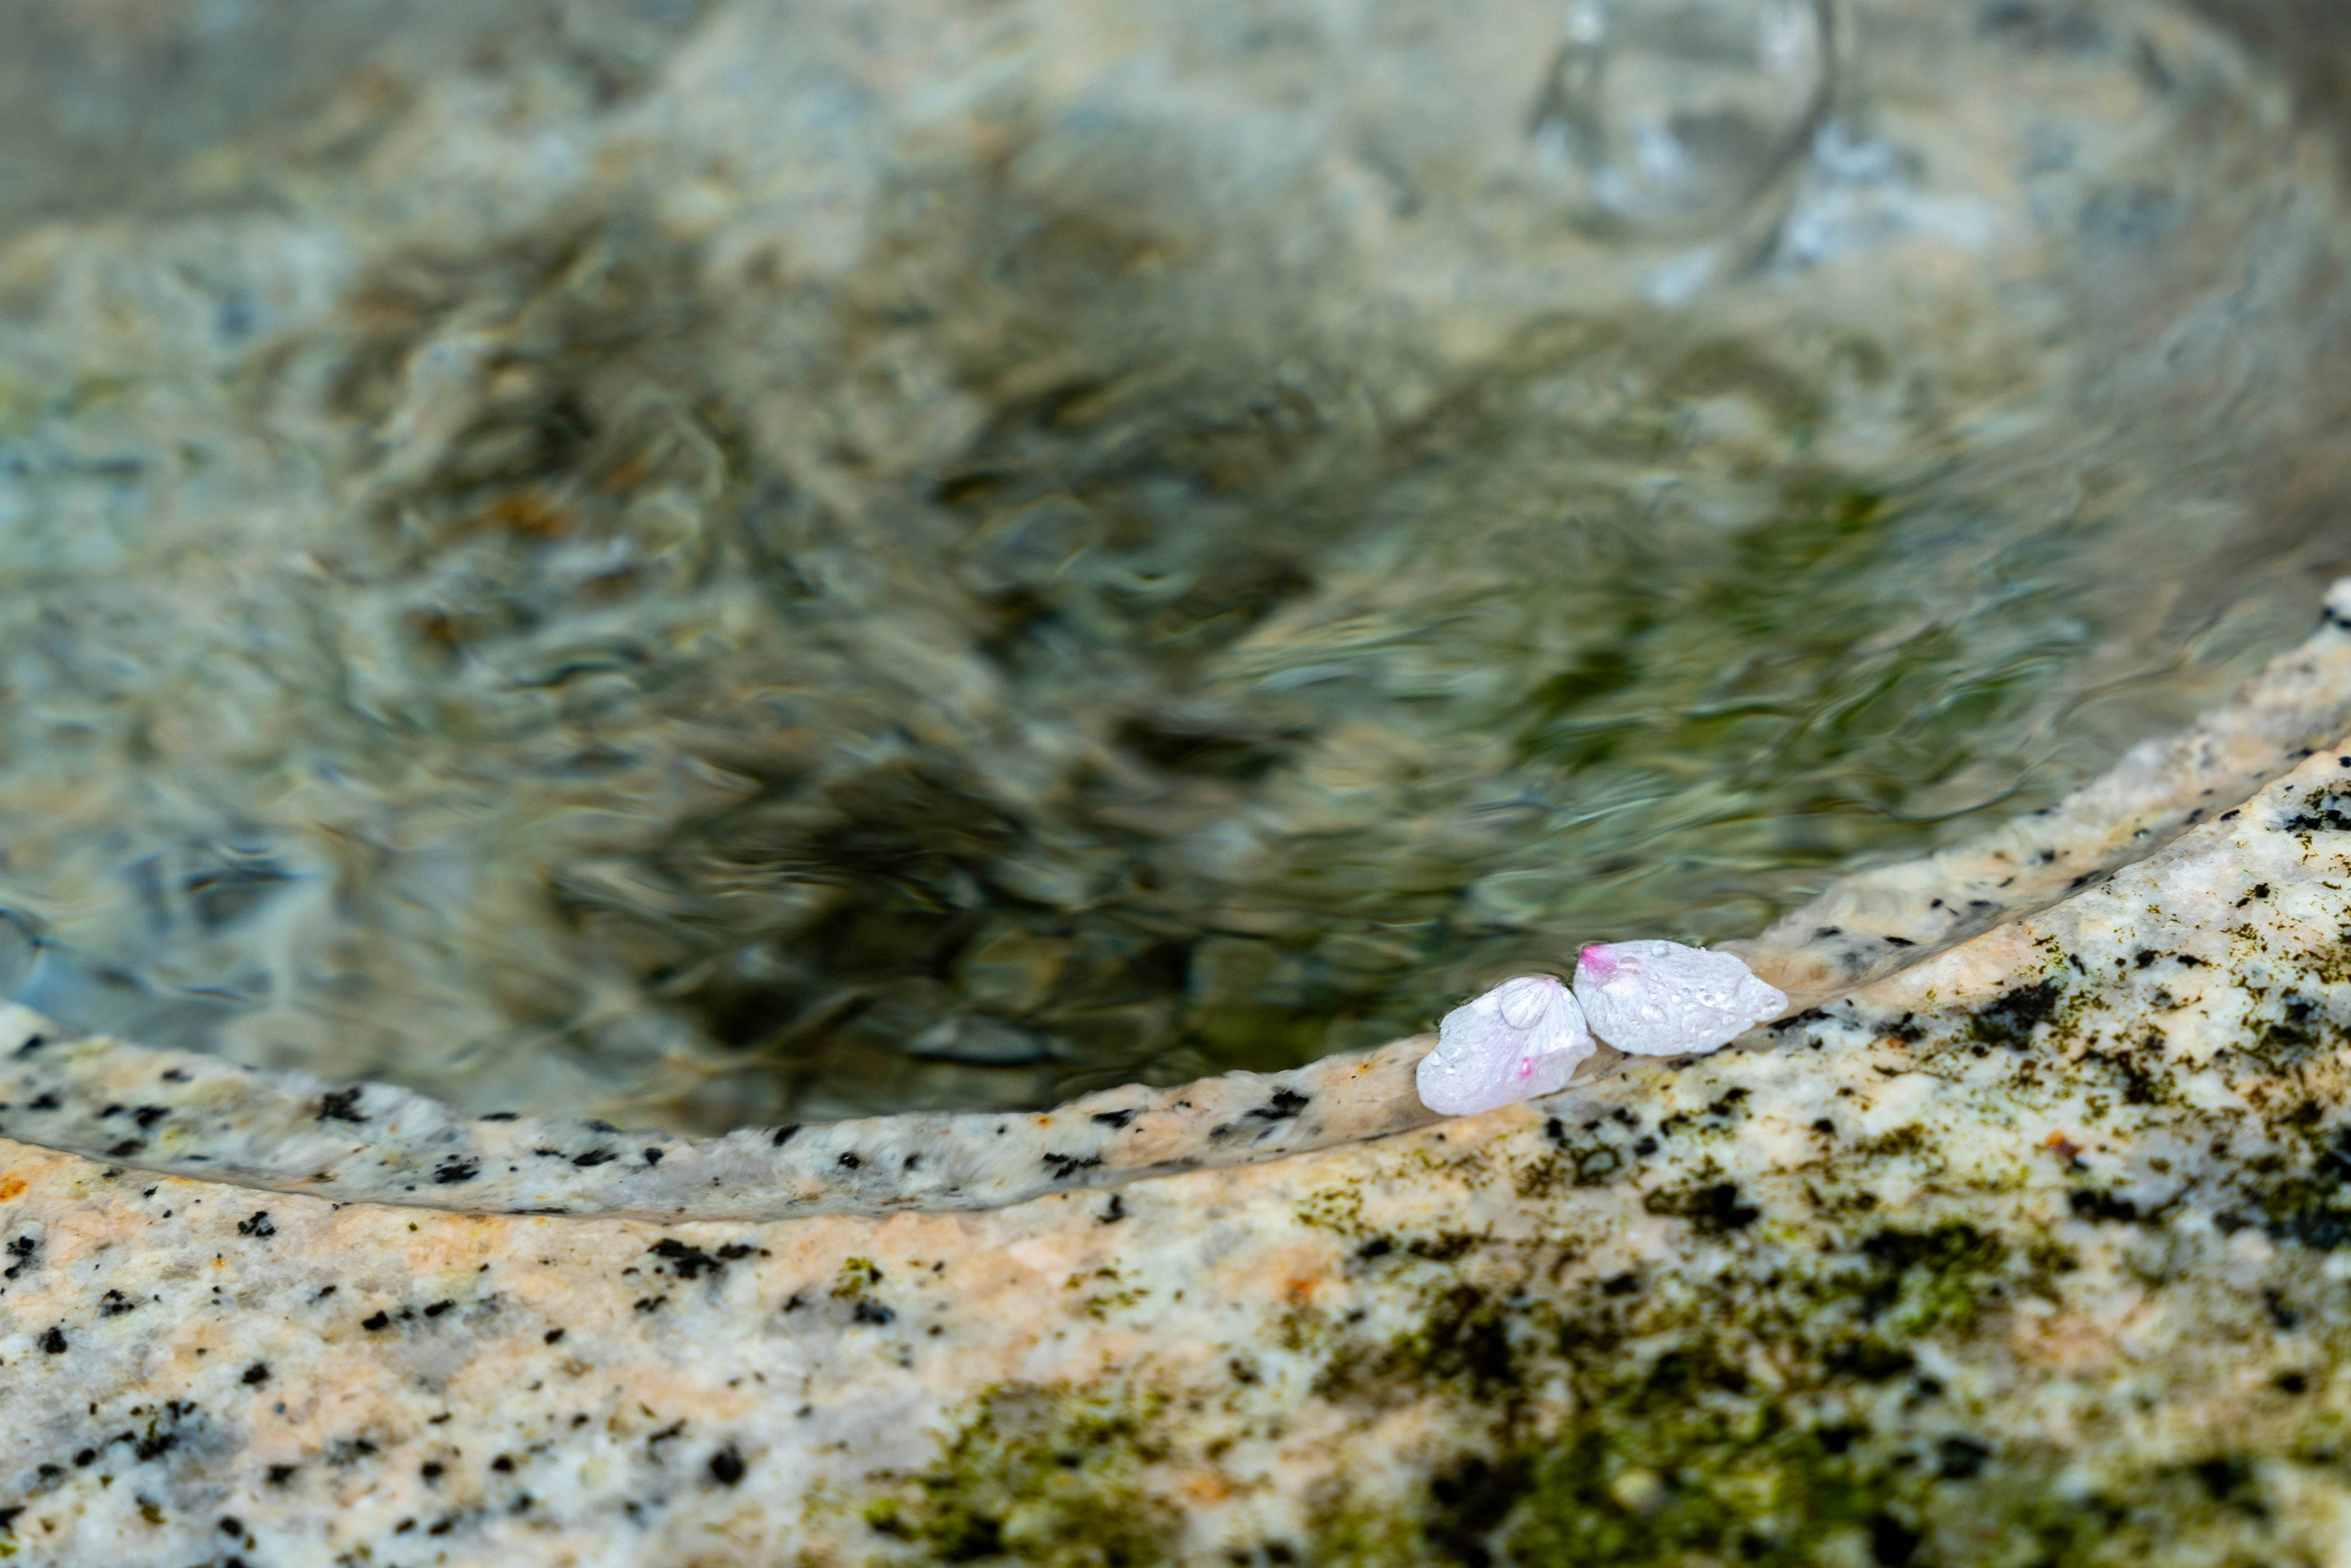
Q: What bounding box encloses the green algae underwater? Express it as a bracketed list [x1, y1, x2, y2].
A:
[0, 0, 2349, 1132]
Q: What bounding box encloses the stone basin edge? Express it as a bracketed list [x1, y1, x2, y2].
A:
[4, 581, 2351, 1222]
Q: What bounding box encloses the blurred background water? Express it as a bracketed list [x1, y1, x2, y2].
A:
[0, 0, 2347, 1129]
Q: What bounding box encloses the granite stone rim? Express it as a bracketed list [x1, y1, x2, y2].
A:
[4, 584, 2351, 1221]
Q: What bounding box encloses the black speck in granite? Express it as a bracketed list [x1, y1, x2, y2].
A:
[1938, 1435, 1993, 1480]
[236, 1211, 275, 1238]
[2067, 1188, 2142, 1224]
[241, 1362, 269, 1385]
[1041, 1152, 1103, 1180]
[1968, 980, 2064, 1048]
[707, 1446, 746, 1486]
[37, 1326, 64, 1354]
[569, 1149, 615, 1168]
[1646, 1180, 1760, 1234]
[770, 1124, 800, 1147]
[433, 1158, 480, 1184]
[315, 1087, 367, 1123]
[1247, 1089, 1310, 1122]
[264, 1465, 295, 1486]
[544, 1329, 565, 1345]
[642, 1147, 663, 1166]
[361, 1311, 391, 1332]
[647, 1238, 758, 1280]
[1091, 1109, 1137, 1130]
[837, 1152, 861, 1170]
[28, 1092, 58, 1111]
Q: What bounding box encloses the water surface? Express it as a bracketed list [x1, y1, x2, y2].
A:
[0, 0, 2346, 1127]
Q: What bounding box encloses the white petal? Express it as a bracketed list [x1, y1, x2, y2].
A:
[1415, 974, 1596, 1117]
[1572, 940, 1787, 1057]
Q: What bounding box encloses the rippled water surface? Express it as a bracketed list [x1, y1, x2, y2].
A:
[2, 0, 2349, 1127]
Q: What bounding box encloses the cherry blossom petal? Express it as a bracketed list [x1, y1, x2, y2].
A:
[1572, 939, 1786, 1057]
[1415, 974, 1595, 1117]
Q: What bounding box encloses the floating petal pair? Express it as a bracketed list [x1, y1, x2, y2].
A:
[1414, 940, 1787, 1117]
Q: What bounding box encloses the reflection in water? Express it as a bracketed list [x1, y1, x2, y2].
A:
[0, 0, 2346, 1128]
[1531, 0, 1837, 238]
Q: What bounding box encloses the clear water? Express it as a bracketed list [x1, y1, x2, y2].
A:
[0, 0, 2347, 1128]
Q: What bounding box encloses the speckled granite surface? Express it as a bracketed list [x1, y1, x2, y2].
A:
[13, 652, 2351, 1561]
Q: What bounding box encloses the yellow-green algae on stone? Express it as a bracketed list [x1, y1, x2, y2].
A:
[12, 745, 2351, 1561]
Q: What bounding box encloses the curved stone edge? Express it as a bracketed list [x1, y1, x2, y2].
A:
[0, 1012, 1444, 1221]
[2, 590, 2349, 1220]
[1729, 576, 2351, 1007]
